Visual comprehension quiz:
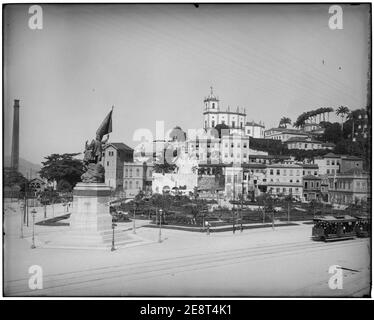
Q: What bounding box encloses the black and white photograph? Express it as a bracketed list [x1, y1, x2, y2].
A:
[1, 2, 372, 299]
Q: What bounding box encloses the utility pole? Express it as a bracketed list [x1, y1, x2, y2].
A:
[233, 174, 236, 234]
[31, 209, 36, 249]
[133, 202, 136, 234]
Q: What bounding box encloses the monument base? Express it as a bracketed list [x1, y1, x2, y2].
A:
[38, 183, 141, 249]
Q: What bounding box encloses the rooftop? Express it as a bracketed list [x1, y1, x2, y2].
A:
[245, 121, 265, 128]
[105, 142, 134, 152]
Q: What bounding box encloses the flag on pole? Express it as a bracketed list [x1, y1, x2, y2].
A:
[96, 107, 113, 139]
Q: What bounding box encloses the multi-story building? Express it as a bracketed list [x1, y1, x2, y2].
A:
[220, 134, 267, 165]
[264, 127, 309, 142]
[314, 153, 341, 175]
[340, 156, 364, 173]
[302, 163, 319, 176]
[244, 121, 265, 139]
[264, 163, 303, 199]
[123, 162, 154, 198]
[302, 175, 322, 201]
[102, 143, 134, 190]
[314, 153, 364, 176]
[286, 137, 335, 150]
[328, 169, 369, 205]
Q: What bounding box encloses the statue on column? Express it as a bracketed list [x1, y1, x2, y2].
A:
[81, 108, 113, 183]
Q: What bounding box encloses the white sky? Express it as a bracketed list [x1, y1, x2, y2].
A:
[3, 4, 371, 164]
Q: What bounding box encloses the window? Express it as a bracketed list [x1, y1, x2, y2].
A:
[129, 181, 133, 189]
[125, 168, 128, 177]
[327, 169, 330, 174]
[276, 169, 280, 175]
[289, 169, 293, 176]
[107, 161, 109, 166]
[327, 160, 330, 165]
[129, 169, 133, 177]
[135, 181, 139, 188]
[283, 169, 287, 176]
[211, 121, 215, 127]
[124, 181, 128, 190]
[243, 143, 247, 148]
[232, 121, 235, 128]
[212, 103, 215, 109]
[136, 168, 140, 176]
[282, 188, 286, 193]
[270, 169, 274, 175]
[331, 161, 335, 165]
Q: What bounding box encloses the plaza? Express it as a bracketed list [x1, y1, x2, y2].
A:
[4, 202, 370, 297]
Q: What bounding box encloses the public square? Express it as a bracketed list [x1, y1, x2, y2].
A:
[4, 202, 370, 297]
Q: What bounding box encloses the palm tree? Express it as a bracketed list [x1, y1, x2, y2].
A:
[279, 116, 292, 128]
[336, 106, 350, 131]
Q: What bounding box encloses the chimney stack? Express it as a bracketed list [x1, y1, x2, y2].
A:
[11, 99, 20, 171]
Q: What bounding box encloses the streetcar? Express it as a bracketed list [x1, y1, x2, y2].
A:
[312, 215, 358, 242]
[354, 215, 371, 238]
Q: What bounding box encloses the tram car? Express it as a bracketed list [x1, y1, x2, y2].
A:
[354, 215, 371, 238]
[312, 215, 358, 242]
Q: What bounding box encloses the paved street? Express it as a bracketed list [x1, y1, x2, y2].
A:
[4, 202, 370, 297]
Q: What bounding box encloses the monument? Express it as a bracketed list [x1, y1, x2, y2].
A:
[38, 108, 147, 249]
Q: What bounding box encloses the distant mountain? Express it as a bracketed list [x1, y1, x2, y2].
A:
[3, 156, 41, 179]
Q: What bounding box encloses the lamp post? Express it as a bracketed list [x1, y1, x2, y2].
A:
[20, 203, 24, 239]
[31, 209, 37, 249]
[111, 222, 117, 251]
[133, 202, 136, 234]
[241, 180, 245, 232]
[158, 209, 163, 243]
[232, 174, 236, 234]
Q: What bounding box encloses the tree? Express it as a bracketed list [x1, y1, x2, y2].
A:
[336, 106, 350, 132]
[279, 117, 292, 128]
[4, 169, 28, 190]
[39, 153, 84, 191]
[319, 122, 342, 144]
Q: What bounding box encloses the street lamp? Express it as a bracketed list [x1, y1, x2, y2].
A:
[20, 203, 24, 239]
[158, 209, 163, 243]
[133, 202, 136, 234]
[31, 209, 37, 249]
[111, 222, 117, 251]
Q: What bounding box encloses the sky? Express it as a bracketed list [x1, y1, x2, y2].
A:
[3, 4, 371, 165]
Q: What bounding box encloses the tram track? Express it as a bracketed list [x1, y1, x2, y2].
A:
[5, 238, 369, 296]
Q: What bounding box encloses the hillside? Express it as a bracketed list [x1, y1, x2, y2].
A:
[3, 156, 41, 178]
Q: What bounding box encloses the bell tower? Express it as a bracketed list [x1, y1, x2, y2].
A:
[203, 87, 220, 129]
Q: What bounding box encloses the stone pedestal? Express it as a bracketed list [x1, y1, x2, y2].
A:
[70, 183, 112, 232]
[38, 183, 146, 249]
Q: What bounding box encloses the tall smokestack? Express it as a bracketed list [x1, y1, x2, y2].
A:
[11, 99, 20, 171]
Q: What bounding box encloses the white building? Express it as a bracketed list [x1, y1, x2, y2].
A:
[314, 153, 342, 175]
[264, 163, 303, 199]
[244, 121, 265, 138]
[286, 137, 335, 150]
[203, 87, 246, 134]
[264, 127, 309, 142]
